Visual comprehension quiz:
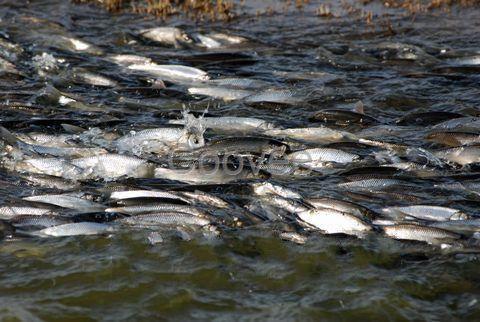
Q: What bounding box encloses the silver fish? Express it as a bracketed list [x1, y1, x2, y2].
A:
[297, 208, 372, 236]
[380, 205, 468, 222]
[168, 116, 276, 133]
[32, 222, 115, 237]
[128, 63, 209, 82]
[264, 127, 357, 144]
[118, 212, 210, 227]
[71, 154, 155, 179]
[23, 194, 105, 212]
[287, 148, 359, 166]
[382, 224, 461, 244]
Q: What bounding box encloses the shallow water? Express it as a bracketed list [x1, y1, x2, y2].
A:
[1, 1, 480, 320]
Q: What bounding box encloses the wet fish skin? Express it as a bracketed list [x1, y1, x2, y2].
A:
[434, 146, 480, 166]
[23, 194, 106, 213]
[71, 154, 155, 180]
[105, 203, 210, 218]
[118, 212, 211, 227]
[201, 136, 290, 155]
[338, 178, 406, 191]
[179, 190, 230, 209]
[251, 182, 303, 199]
[306, 197, 378, 220]
[168, 116, 276, 133]
[310, 109, 379, 125]
[31, 222, 115, 237]
[297, 208, 372, 236]
[287, 148, 359, 166]
[264, 127, 357, 144]
[380, 205, 469, 222]
[382, 224, 461, 244]
[0, 206, 55, 219]
[127, 63, 209, 82]
[10, 215, 72, 229]
[110, 190, 190, 203]
[426, 131, 480, 147]
[139, 27, 192, 48]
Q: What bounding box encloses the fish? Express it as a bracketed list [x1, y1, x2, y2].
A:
[0, 206, 55, 219]
[178, 190, 230, 209]
[23, 194, 106, 213]
[117, 212, 211, 227]
[264, 127, 357, 144]
[127, 64, 209, 82]
[429, 219, 480, 234]
[251, 182, 303, 199]
[297, 208, 372, 236]
[168, 116, 276, 133]
[10, 215, 72, 229]
[110, 190, 190, 203]
[426, 131, 480, 147]
[30, 222, 115, 237]
[338, 178, 406, 191]
[105, 203, 209, 217]
[305, 197, 378, 220]
[200, 137, 289, 155]
[71, 154, 155, 179]
[379, 205, 469, 222]
[154, 164, 269, 184]
[138, 27, 192, 48]
[434, 146, 480, 166]
[287, 148, 360, 167]
[382, 224, 461, 244]
[114, 127, 205, 155]
[310, 109, 379, 126]
[188, 86, 252, 101]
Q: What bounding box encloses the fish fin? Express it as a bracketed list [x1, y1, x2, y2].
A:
[354, 101, 364, 114]
[0, 126, 19, 146]
[61, 123, 85, 134]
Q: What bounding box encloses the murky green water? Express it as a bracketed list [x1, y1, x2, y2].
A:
[1, 1, 480, 320]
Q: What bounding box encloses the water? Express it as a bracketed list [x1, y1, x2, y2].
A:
[1, 1, 480, 320]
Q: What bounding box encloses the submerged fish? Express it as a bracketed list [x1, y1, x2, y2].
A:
[139, 27, 192, 48]
[31, 222, 115, 237]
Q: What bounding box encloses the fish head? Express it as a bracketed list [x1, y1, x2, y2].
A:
[186, 132, 205, 150]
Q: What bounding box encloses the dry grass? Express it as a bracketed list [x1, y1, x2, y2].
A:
[73, 0, 480, 21]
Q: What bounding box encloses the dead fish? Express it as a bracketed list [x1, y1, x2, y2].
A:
[297, 208, 372, 236]
[382, 224, 461, 244]
[264, 127, 357, 144]
[380, 205, 469, 222]
[426, 131, 480, 147]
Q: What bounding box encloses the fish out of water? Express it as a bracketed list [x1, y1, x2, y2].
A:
[23, 194, 105, 213]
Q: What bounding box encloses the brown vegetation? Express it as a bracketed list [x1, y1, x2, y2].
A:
[73, 0, 480, 21]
